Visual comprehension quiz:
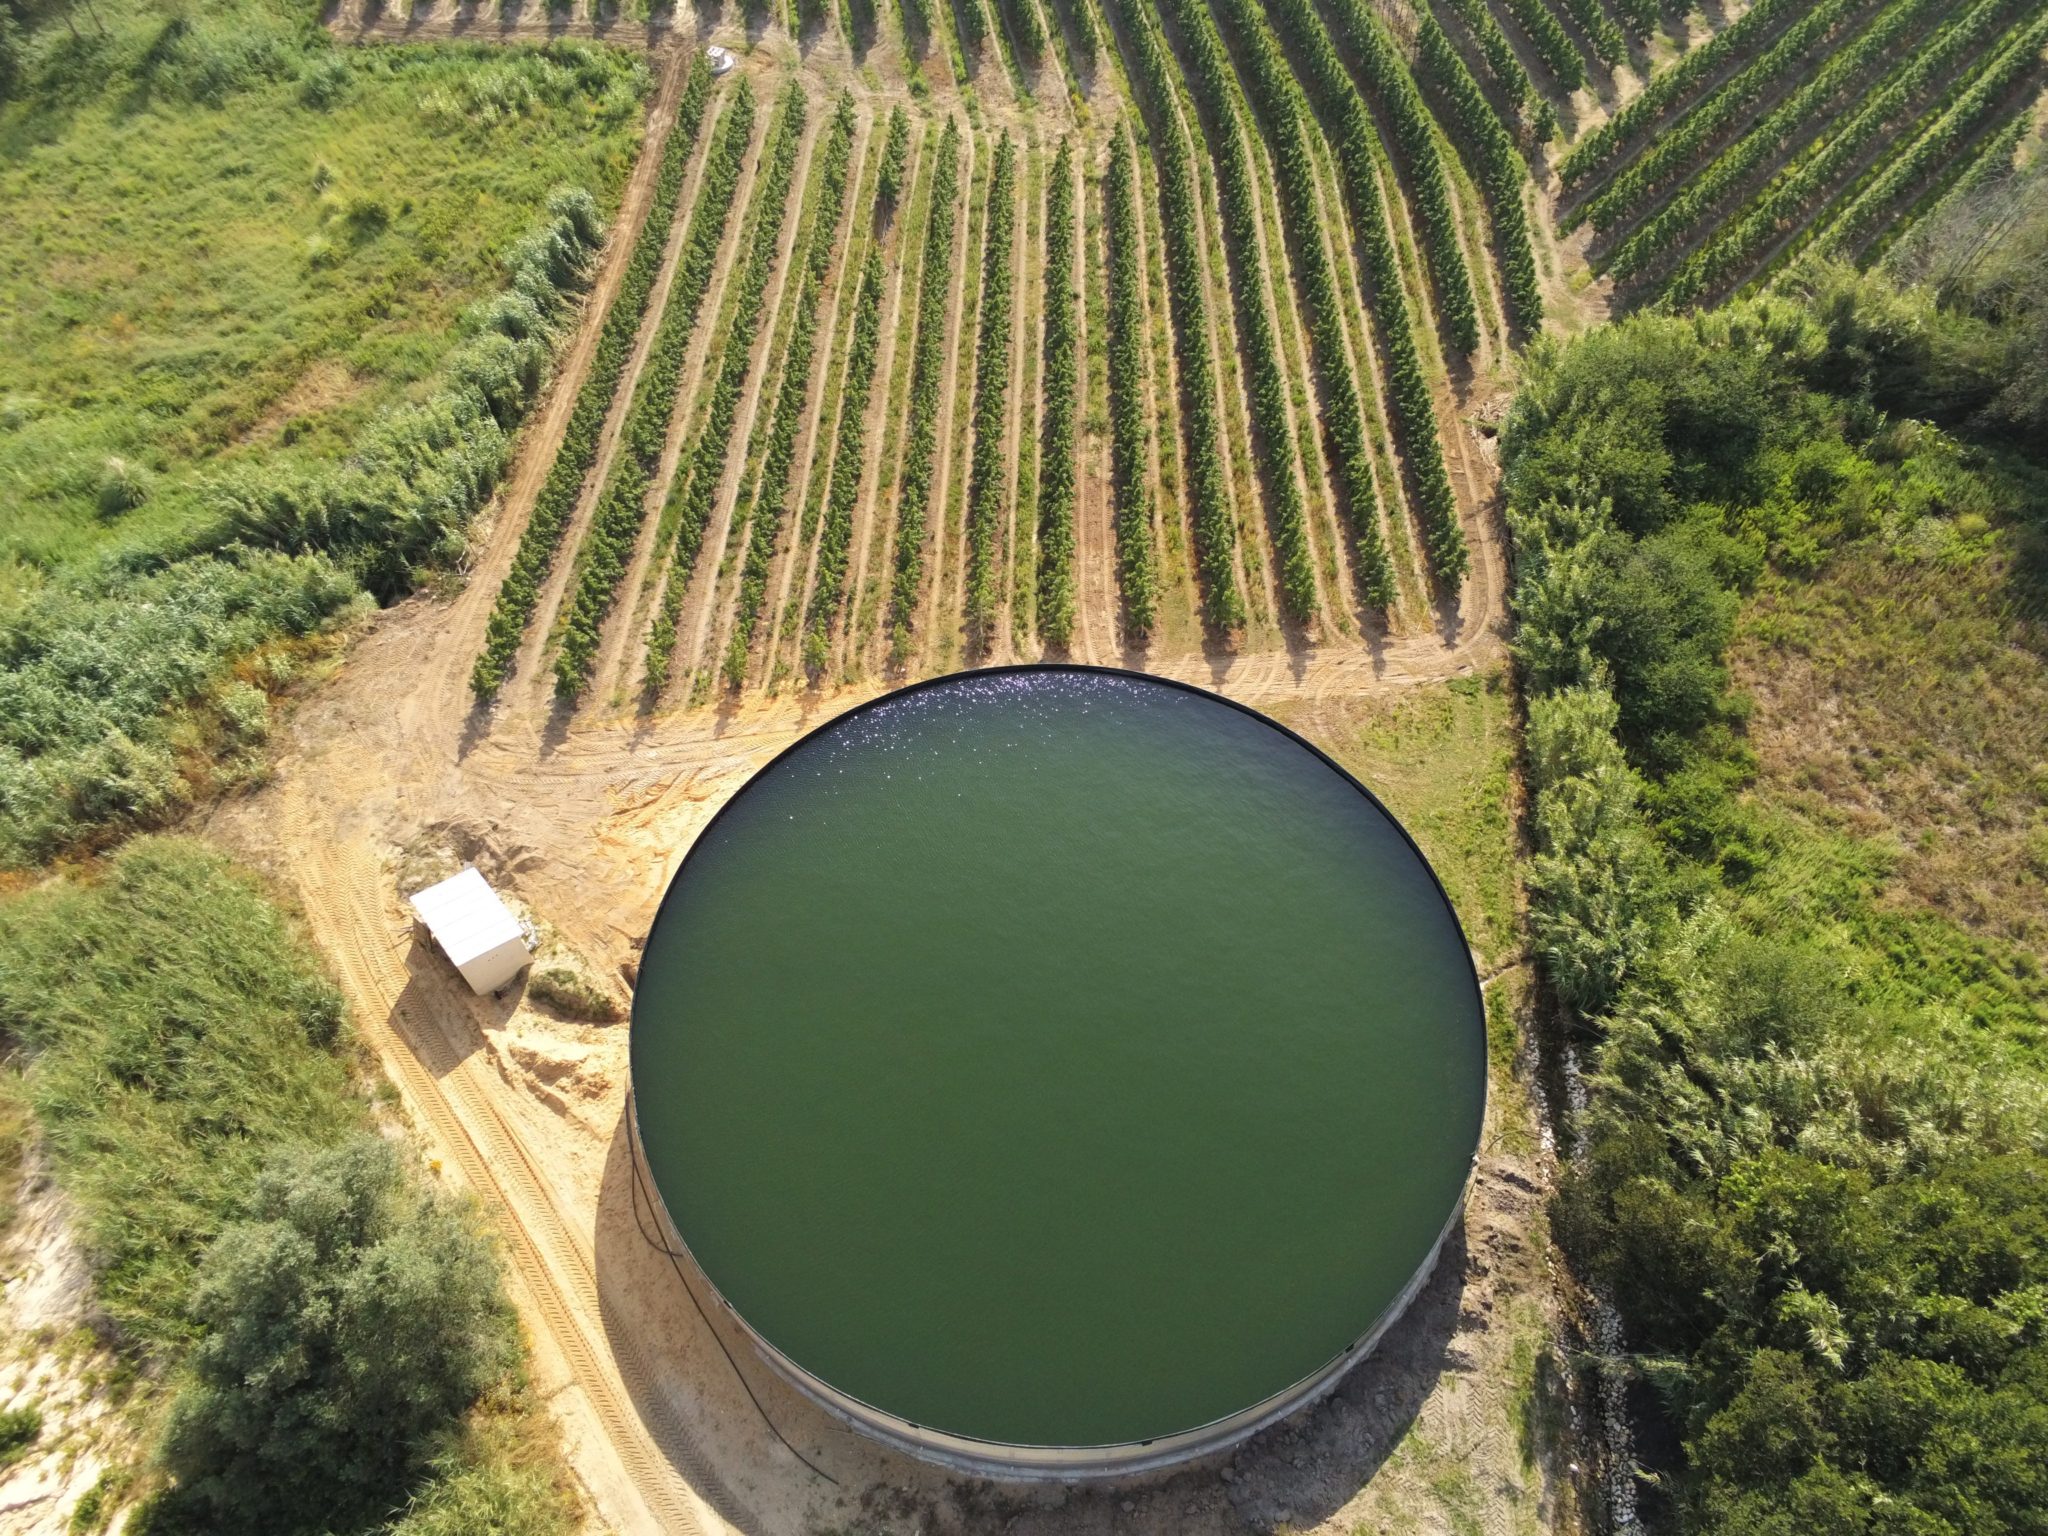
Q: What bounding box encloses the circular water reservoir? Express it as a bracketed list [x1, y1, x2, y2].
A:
[630, 667, 1484, 1475]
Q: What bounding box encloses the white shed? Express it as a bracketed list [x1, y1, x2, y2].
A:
[706, 45, 737, 75]
[408, 866, 533, 995]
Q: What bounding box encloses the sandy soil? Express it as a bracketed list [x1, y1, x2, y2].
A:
[0, 1169, 138, 1536]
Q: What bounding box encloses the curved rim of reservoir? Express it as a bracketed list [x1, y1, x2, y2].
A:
[629, 665, 1487, 1478]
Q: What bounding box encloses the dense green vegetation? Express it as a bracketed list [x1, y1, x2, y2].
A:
[887, 116, 963, 653]
[0, 839, 564, 1535]
[1235, 0, 1396, 606]
[1327, 0, 1480, 354]
[1104, 0, 1246, 630]
[0, 0, 641, 857]
[0, 0, 642, 583]
[1159, 0, 1316, 622]
[1504, 263, 2048, 1533]
[152, 1137, 521, 1534]
[1412, 8, 1543, 335]
[1255, 0, 1466, 592]
[802, 209, 890, 676]
[1103, 133, 1161, 636]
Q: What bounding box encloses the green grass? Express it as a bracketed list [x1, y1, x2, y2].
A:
[1278, 669, 1520, 969]
[0, 835, 363, 1351]
[0, 0, 646, 602]
[1729, 525, 2048, 1045]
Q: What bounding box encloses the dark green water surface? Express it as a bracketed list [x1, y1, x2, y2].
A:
[632, 669, 1484, 1449]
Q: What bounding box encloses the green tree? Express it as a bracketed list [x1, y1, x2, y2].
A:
[152, 1136, 518, 1535]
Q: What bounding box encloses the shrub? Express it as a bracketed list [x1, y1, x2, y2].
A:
[0, 1403, 41, 1468]
[151, 1137, 519, 1535]
[528, 966, 621, 1023]
[95, 456, 152, 519]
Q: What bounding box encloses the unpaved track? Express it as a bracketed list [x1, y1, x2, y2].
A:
[281, 794, 728, 1536]
[235, 38, 1518, 1536]
[1070, 150, 1118, 667]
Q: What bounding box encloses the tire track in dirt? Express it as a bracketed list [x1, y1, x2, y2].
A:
[1070, 145, 1116, 667]
[1242, 116, 1355, 639]
[1231, 93, 1345, 635]
[1127, 126, 1197, 654]
[1299, 117, 1428, 633]
[994, 146, 1037, 660]
[929, 140, 992, 673]
[1176, 86, 1271, 639]
[455, 48, 693, 714]
[283, 797, 729, 1536]
[762, 121, 881, 688]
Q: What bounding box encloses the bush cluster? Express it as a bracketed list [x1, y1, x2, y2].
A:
[554, 74, 753, 699]
[470, 61, 715, 699]
[886, 117, 965, 653]
[1505, 284, 2048, 1535]
[150, 1138, 519, 1535]
[1103, 134, 1162, 636]
[643, 84, 809, 695]
[725, 96, 859, 688]
[1033, 141, 1079, 648]
[1104, 0, 1246, 629]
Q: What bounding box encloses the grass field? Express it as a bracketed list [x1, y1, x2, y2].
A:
[0, 0, 646, 597]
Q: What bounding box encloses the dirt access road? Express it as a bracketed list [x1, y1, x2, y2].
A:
[211, 36, 1564, 1536]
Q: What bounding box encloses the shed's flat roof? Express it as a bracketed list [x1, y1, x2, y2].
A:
[409, 866, 524, 967]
